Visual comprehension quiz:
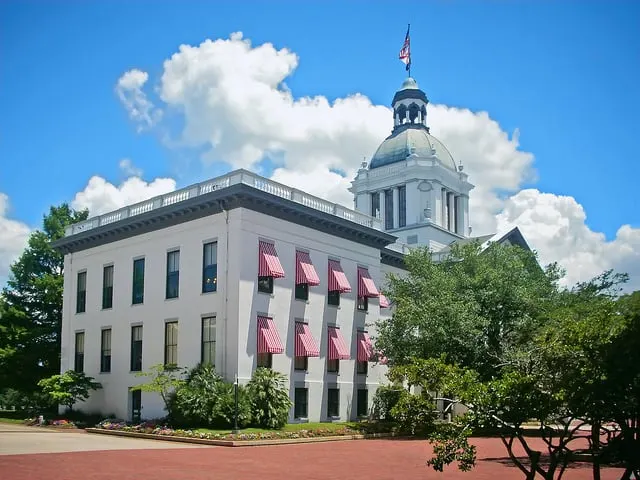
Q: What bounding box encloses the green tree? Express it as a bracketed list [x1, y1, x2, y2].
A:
[0, 204, 88, 393]
[37, 370, 102, 412]
[376, 242, 561, 380]
[247, 368, 292, 429]
[130, 364, 186, 420]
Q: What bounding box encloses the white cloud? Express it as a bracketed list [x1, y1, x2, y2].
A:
[114, 31, 640, 289]
[496, 189, 640, 290]
[0, 193, 31, 283]
[71, 176, 176, 216]
[115, 69, 162, 131]
[118, 158, 143, 177]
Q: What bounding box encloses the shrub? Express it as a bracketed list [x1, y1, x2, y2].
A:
[37, 371, 102, 412]
[390, 390, 438, 436]
[246, 368, 292, 429]
[169, 364, 251, 429]
[370, 385, 405, 422]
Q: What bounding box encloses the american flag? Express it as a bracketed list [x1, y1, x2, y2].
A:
[399, 24, 411, 71]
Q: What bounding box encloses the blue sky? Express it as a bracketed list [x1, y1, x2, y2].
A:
[1, 1, 640, 287]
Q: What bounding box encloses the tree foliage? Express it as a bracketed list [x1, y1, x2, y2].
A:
[246, 368, 292, 429]
[37, 370, 102, 411]
[378, 240, 640, 479]
[376, 242, 561, 380]
[130, 364, 186, 420]
[169, 363, 251, 429]
[0, 204, 88, 393]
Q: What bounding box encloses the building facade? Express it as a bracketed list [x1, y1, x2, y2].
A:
[54, 170, 400, 422]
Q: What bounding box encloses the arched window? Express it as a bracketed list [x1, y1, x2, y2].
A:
[421, 105, 427, 124]
[408, 103, 420, 124]
[396, 105, 407, 124]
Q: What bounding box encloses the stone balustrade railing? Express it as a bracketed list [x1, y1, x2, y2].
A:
[64, 170, 382, 236]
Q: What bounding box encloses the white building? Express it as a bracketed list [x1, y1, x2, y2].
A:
[53, 75, 526, 423]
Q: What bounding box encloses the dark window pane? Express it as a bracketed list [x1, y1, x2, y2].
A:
[294, 388, 308, 419]
[131, 326, 143, 371]
[257, 353, 272, 368]
[166, 251, 180, 299]
[327, 290, 340, 306]
[357, 296, 368, 311]
[384, 189, 394, 230]
[100, 329, 112, 373]
[294, 356, 308, 371]
[398, 186, 406, 228]
[357, 360, 368, 375]
[357, 389, 368, 417]
[102, 265, 114, 309]
[257, 276, 273, 294]
[327, 388, 340, 417]
[76, 272, 86, 313]
[202, 243, 218, 293]
[371, 192, 380, 218]
[74, 332, 84, 372]
[327, 358, 339, 373]
[132, 259, 145, 304]
[295, 282, 308, 300]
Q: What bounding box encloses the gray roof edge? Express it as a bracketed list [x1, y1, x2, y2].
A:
[52, 183, 397, 254]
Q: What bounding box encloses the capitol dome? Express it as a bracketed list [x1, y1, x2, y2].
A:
[368, 76, 457, 172]
[369, 127, 457, 171]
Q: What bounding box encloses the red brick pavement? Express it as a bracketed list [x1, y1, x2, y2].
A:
[0, 437, 624, 480]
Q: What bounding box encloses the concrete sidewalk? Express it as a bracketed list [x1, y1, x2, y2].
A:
[0, 423, 209, 455]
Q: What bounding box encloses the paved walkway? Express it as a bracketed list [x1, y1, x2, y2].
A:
[0, 423, 626, 479]
[0, 423, 205, 455]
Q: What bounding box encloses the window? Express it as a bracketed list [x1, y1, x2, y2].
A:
[131, 390, 142, 424]
[398, 185, 406, 228]
[357, 389, 368, 417]
[294, 355, 308, 371]
[102, 265, 114, 309]
[76, 271, 86, 313]
[294, 388, 308, 419]
[100, 329, 112, 373]
[74, 332, 84, 372]
[357, 296, 368, 312]
[202, 242, 218, 293]
[384, 189, 394, 229]
[327, 290, 340, 306]
[164, 321, 178, 366]
[257, 352, 272, 368]
[453, 196, 460, 234]
[166, 251, 180, 299]
[370, 192, 380, 218]
[327, 388, 340, 417]
[257, 276, 273, 294]
[132, 258, 145, 304]
[357, 360, 368, 375]
[295, 282, 309, 301]
[130, 326, 143, 372]
[327, 358, 339, 373]
[201, 316, 216, 365]
[446, 192, 453, 231]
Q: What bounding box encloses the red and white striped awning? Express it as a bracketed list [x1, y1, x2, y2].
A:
[258, 241, 285, 278]
[295, 322, 320, 357]
[328, 260, 351, 293]
[357, 267, 379, 298]
[295, 251, 320, 286]
[257, 316, 284, 354]
[379, 294, 390, 308]
[357, 331, 374, 362]
[327, 327, 350, 360]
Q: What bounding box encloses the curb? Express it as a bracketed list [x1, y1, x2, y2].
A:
[85, 428, 394, 447]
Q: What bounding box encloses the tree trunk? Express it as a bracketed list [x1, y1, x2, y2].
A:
[592, 422, 601, 480]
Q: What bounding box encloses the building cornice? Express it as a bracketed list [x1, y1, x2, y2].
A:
[52, 171, 397, 254]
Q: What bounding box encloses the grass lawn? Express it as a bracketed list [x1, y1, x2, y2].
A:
[0, 417, 27, 424]
[195, 422, 359, 435]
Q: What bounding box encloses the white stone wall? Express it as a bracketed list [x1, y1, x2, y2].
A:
[60, 207, 389, 422]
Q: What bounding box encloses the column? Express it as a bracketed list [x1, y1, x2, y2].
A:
[378, 191, 385, 228]
[441, 189, 447, 228]
[393, 187, 400, 229]
[448, 193, 455, 232]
